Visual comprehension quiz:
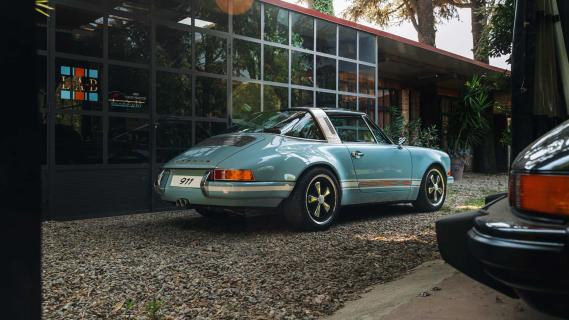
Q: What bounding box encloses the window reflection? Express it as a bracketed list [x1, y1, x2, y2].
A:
[264, 45, 288, 83]
[157, 72, 191, 116]
[292, 89, 313, 107]
[291, 12, 313, 50]
[55, 5, 104, 57]
[316, 19, 336, 55]
[233, 81, 261, 120]
[316, 56, 336, 90]
[339, 95, 357, 110]
[339, 61, 357, 93]
[155, 0, 191, 23]
[108, 117, 149, 163]
[109, 65, 149, 113]
[316, 92, 336, 108]
[110, 0, 150, 15]
[156, 120, 192, 163]
[339, 26, 357, 59]
[359, 97, 376, 122]
[233, 0, 261, 38]
[192, 0, 228, 31]
[291, 51, 313, 86]
[195, 31, 227, 74]
[55, 114, 103, 164]
[264, 85, 288, 111]
[155, 25, 191, 69]
[108, 15, 150, 63]
[196, 122, 227, 143]
[359, 65, 375, 95]
[359, 32, 376, 63]
[264, 4, 288, 44]
[195, 76, 227, 118]
[233, 39, 260, 79]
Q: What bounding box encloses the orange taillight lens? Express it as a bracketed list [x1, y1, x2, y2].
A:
[213, 169, 255, 181]
[515, 174, 569, 216]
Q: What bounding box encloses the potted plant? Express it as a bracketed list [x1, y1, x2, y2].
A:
[447, 75, 492, 181]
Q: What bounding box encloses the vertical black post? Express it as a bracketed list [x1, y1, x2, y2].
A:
[0, 1, 41, 319]
[511, 0, 537, 161]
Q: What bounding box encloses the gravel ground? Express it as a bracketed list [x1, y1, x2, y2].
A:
[42, 173, 508, 320]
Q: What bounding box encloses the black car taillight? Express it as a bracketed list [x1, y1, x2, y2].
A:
[509, 172, 569, 217]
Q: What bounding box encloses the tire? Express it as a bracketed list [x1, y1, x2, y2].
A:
[283, 167, 341, 230]
[413, 166, 447, 212]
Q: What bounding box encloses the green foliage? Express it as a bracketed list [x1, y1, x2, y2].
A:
[383, 107, 440, 149]
[499, 122, 511, 146]
[123, 299, 135, 320]
[447, 75, 492, 158]
[476, 0, 515, 59]
[145, 299, 163, 320]
[313, 0, 334, 15]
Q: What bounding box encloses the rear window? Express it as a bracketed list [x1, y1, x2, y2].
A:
[282, 112, 325, 140]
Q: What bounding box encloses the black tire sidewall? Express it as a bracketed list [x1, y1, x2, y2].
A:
[415, 166, 447, 212]
[284, 167, 341, 230]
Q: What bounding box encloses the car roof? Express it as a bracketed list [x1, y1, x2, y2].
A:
[287, 106, 366, 116]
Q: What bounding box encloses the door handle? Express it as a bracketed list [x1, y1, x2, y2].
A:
[351, 151, 364, 159]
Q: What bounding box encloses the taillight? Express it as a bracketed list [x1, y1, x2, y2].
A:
[509, 173, 569, 216]
[212, 169, 255, 181]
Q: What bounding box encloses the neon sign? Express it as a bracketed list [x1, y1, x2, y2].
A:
[60, 66, 99, 102]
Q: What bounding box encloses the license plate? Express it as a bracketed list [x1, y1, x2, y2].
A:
[170, 175, 202, 188]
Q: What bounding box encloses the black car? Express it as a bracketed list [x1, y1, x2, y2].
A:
[436, 119, 569, 318]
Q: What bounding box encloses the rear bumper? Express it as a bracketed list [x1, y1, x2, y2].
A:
[159, 179, 294, 208]
[436, 195, 569, 318]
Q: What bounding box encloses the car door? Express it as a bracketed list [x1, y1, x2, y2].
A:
[328, 114, 412, 201]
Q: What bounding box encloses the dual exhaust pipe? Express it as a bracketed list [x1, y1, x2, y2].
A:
[175, 198, 190, 208]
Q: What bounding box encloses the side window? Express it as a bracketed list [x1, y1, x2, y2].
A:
[364, 116, 391, 144]
[285, 113, 325, 140]
[329, 115, 376, 143]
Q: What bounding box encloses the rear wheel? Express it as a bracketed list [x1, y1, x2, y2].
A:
[283, 167, 340, 230]
[413, 166, 447, 212]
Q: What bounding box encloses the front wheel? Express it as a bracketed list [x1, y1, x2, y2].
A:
[413, 166, 447, 212]
[283, 167, 340, 230]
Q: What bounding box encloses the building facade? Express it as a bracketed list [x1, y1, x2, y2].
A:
[37, 0, 506, 219]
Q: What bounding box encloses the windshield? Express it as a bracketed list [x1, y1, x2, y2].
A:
[227, 110, 307, 133]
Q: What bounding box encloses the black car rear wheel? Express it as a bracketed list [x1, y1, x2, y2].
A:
[283, 167, 340, 230]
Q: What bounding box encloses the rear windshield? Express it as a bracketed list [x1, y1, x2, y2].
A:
[228, 111, 324, 140]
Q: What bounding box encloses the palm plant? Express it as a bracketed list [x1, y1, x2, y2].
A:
[448, 75, 492, 160]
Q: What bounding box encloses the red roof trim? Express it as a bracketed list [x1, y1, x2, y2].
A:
[261, 0, 507, 73]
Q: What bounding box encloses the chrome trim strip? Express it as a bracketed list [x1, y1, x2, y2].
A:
[205, 184, 295, 193]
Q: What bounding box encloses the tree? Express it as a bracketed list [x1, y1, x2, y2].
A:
[476, 0, 515, 61]
[343, 0, 470, 47]
[302, 0, 334, 16]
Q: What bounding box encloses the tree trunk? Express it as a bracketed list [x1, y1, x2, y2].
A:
[416, 0, 436, 46]
[471, 0, 489, 63]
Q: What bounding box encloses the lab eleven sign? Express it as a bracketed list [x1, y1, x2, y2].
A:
[59, 65, 99, 102]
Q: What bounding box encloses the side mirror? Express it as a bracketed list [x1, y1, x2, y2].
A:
[398, 136, 407, 146]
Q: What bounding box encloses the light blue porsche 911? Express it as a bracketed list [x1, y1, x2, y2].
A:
[155, 107, 453, 230]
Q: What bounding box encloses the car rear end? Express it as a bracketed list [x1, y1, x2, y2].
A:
[154, 133, 294, 210]
[436, 120, 569, 318]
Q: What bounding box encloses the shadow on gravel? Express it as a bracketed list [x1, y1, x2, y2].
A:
[128, 203, 418, 238]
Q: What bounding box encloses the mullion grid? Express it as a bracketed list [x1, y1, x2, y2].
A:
[48, 0, 379, 165]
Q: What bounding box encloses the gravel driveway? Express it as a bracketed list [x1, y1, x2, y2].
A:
[42, 173, 507, 320]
